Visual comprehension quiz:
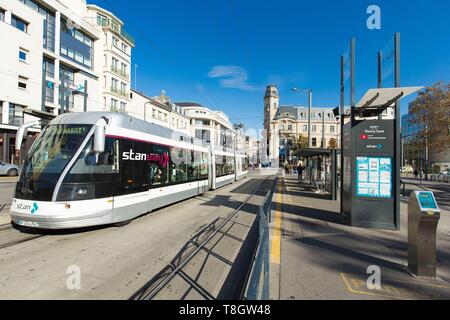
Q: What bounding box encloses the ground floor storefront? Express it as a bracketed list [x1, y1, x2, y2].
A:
[0, 129, 39, 165]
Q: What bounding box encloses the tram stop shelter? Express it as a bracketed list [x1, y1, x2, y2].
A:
[293, 148, 339, 201]
[341, 86, 423, 230]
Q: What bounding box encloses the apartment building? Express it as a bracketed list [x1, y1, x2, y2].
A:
[129, 89, 190, 135]
[175, 102, 236, 150]
[85, 4, 134, 113]
[0, 0, 133, 164]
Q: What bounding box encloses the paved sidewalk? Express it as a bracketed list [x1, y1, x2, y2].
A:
[270, 174, 450, 300]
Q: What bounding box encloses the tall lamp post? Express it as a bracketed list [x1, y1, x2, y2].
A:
[292, 88, 313, 148]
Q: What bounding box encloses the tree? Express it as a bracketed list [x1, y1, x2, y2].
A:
[328, 138, 338, 149]
[295, 134, 309, 151]
[409, 81, 450, 154]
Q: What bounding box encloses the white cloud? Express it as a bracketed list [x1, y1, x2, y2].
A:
[208, 65, 256, 91]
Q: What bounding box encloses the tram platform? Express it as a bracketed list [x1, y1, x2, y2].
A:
[270, 174, 450, 300]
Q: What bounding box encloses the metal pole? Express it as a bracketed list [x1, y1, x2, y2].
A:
[83, 80, 88, 112]
[378, 51, 383, 120]
[41, 68, 46, 112]
[425, 123, 429, 180]
[60, 74, 66, 114]
[394, 32, 401, 229]
[308, 90, 312, 148]
[322, 109, 325, 148]
[340, 55, 345, 214]
[350, 38, 356, 111]
[378, 51, 382, 89]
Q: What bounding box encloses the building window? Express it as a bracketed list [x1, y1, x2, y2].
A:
[111, 99, 118, 111]
[97, 13, 108, 26]
[0, 9, 5, 22]
[195, 120, 210, 126]
[280, 125, 285, 131]
[303, 125, 308, 132]
[288, 125, 293, 131]
[330, 125, 335, 133]
[120, 102, 126, 113]
[195, 129, 211, 143]
[43, 57, 55, 78]
[312, 138, 317, 147]
[45, 81, 54, 103]
[19, 49, 28, 62]
[18, 76, 28, 90]
[18, 0, 56, 51]
[59, 65, 75, 109]
[312, 125, 317, 133]
[12, 15, 28, 32]
[60, 19, 94, 69]
[9, 104, 24, 126]
[112, 36, 119, 47]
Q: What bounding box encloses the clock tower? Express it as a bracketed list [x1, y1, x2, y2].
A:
[264, 85, 279, 160]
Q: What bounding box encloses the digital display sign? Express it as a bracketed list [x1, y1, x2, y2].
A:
[356, 157, 392, 198]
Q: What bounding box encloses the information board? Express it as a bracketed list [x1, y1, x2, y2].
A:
[356, 157, 392, 198]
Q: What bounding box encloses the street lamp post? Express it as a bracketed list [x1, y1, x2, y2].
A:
[292, 88, 313, 148]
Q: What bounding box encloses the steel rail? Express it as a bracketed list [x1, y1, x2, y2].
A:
[132, 176, 272, 300]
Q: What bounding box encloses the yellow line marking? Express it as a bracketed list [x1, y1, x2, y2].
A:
[270, 179, 282, 265]
[340, 273, 448, 300]
[340, 273, 391, 299]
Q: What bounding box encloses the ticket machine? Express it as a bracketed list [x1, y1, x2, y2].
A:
[408, 191, 440, 278]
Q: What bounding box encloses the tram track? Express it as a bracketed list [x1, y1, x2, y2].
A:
[0, 226, 45, 250]
[130, 175, 274, 300]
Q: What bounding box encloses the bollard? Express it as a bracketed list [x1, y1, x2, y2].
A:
[408, 191, 441, 278]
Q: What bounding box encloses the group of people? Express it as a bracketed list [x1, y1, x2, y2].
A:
[284, 160, 326, 194]
[413, 169, 426, 180]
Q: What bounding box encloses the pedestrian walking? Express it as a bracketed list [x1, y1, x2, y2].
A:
[297, 164, 304, 180]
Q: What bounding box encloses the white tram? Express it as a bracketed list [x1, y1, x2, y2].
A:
[10, 112, 248, 229]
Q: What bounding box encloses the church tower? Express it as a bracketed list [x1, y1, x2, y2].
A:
[264, 85, 279, 160]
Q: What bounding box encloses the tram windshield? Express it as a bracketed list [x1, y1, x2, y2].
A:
[15, 124, 92, 201]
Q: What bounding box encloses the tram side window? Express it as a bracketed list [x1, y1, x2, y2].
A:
[148, 144, 169, 187]
[187, 150, 198, 181]
[196, 151, 208, 180]
[216, 155, 230, 177]
[225, 156, 235, 175]
[170, 147, 188, 183]
[243, 157, 249, 171]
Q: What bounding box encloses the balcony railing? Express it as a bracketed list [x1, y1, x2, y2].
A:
[110, 86, 128, 98]
[110, 66, 129, 80]
[98, 19, 135, 45]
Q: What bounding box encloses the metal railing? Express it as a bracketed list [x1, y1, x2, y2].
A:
[245, 177, 277, 300]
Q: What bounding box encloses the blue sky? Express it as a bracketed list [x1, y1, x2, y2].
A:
[90, 0, 450, 131]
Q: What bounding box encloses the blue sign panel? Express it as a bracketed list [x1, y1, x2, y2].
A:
[417, 192, 438, 210]
[356, 157, 392, 198]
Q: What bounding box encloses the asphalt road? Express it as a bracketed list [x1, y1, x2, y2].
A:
[0, 172, 272, 299]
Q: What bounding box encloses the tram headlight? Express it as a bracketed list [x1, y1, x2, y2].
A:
[57, 184, 95, 202]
